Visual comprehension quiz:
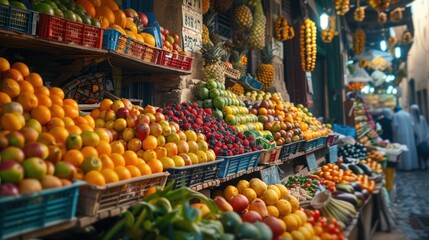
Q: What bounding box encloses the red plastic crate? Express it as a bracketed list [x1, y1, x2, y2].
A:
[37, 14, 103, 49]
[127, 38, 145, 59]
[157, 50, 193, 71]
[141, 45, 160, 64]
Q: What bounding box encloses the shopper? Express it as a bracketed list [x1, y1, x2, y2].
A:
[410, 104, 429, 169]
[378, 108, 394, 142]
[392, 105, 419, 171]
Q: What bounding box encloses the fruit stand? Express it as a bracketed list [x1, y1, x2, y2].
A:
[0, 0, 397, 239]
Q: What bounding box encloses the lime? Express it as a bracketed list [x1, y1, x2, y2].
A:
[203, 99, 213, 109]
[81, 156, 102, 174]
[74, 13, 82, 23]
[213, 96, 225, 110]
[206, 79, 217, 90]
[10, 1, 26, 9]
[90, 17, 101, 27]
[53, 7, 64, 17]
[209, 88, 220, 99]
[33, 3, 54, 15]
[198, 87, 209, 100]
[42, 0, 57, 9]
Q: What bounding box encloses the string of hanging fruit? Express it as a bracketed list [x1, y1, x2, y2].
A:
[378, 12, 387, 24]
[390, 7, 404, 22]
[300, 19, 317, 72]
[368, 0, 391, 12]
[335, 0, 350, 15]
[353, 29, 366, 55]
[353, 7, 365, 22]
[402, 32, 412, 44]
[274, 16, 295, 41]
[321, 14, 336, 44]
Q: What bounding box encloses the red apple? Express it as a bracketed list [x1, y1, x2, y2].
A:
[163, 28, 169, 37]
[137, 12, 148, 26]
[126, 114, 138, 128]
[135, 123, 150, 140]
[116, 107, 129, 119]
[138, 114, 151, 124]
[23, 142, 49, 160]
[263, 216, 284, 238]
[228, 194, 249, 214]
[0, 183, 19, 197]
[172, 33, 179, 43]
[214, 196, 233, 212]
[161, 34, 165, 42]
[123, 8, 138, 20]
[241, 210, 262, 223]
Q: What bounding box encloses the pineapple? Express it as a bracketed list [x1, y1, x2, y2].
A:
[233, 5, 253, 29]
[205, 11, 222, 45]
[247, 0, 258, 8]
[202, 24, 210, 44]
[203, 0, 210, 14]
[201, 42, 227, 83]
[256, 45, 275, 91]
[249, 0, 266, 50]
[215, 0, 233, 12]
[230, 49, 248, 77]
[228, 83, 244, 95]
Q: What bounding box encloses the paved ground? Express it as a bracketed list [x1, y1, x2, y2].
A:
[372, 169, 429, 240]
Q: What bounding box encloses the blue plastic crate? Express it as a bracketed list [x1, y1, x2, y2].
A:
[317, 136, 327, 147]
[238, 75, 263, 90]
[102, 29, 130, 54]
[0, 4, 38, 35]
[218, 150, 262, 178]
[165, 159, 224, 189]
[0, 181, 84, 239]
[303, 138, 319, 151]
[278, 140, 304, 160]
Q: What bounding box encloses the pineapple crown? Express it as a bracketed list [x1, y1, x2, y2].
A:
[260, 45, 275, 64]
[230, 48, 248, 63]
[204, 11, 217, 32]
[201, 42, 227, 63]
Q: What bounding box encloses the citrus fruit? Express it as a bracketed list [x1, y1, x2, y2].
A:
[3, 69, 23, 81]
[127, 138, 142, 152]
[0, 57, 10, 72]
[114, 166, 131, 180]
[76, 0, 95, 17]
[96, 140, 111, 155]
[110, 152, 125, 167]
[126, 165, 141, 177]
[283, 214, 299, 232]
[85, 170, 105, 186]
[267, 205, 280, 217]
[147, 159, 163, 173]
[250, 179, 267, 197]
[0, 92, 11, 108]
[275, 184, 289, 199]
[0, 78, 20, 98]
[63, 98, 78, 107]
[47, 117, 65, 130]
[241, 187, 257, 202]
[63, 149, 84, 167]
[110, 140, 125, 154]
[17, 92, 38, 111]
[81, 156, 102, 173]
[18, 80, 34, 94]
[50, 104, 65, 118]
[34, 86, 50, 96]
[81, 146, 99, 158]
[1, 113, 22, 131]
[49, 87, 64, 99]
[99, 154, 114, 169]
[99, 99, 113, 111]
[136, 162, 152, 175]
[160, 156, 175, 168]
[236, 179, 250, 193]
[49, 126, 69, 144]
[123, 150, 138, 166]
[12, 62, 30, 77]
[276, 199, 292, 217]
[142, 135, 157, 150]
[31, 105, 51, 125]
[101, 168, 119, 183]
[65, 133, 83, 150]
[223, 185, 239, 201]
[81, 130, 100, 147]
[25, 73, 43, 87]
[267, 185, 281, 199]
[286, 195, 300, 212]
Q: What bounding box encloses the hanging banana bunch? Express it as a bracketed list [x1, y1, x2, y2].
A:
[359, 58, 368, 68]
[274, 16, 295, 41]
[378, 12, 387, 24]
[402, 32, 412, 44]
[335, 0, 350, 15]
[353, 29, 366, 55]
[300, 19, 317, 72]
[321, 14, 336, 43]
[353, 7, 366, 22]
[368, 0, 391, 12]
[390, 7, 404, 22]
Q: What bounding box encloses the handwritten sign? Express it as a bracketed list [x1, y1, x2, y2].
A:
[271, 38, 284, 59]
[260, 166, 281, 185]
[182, 27, 202, 53]
[182, 5, 202, 33]
[306, 153, 318, 171]
[183, 0, 202, 13]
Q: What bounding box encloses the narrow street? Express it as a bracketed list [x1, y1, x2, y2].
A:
[373, 169, 429, 240]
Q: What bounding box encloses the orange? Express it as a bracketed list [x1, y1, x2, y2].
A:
[110, 152, 125, 167]
[0, 92, 11, 108]
[81, 146, 99, 158]
[114, 166, 131, 180]
[96, 6, 115, 24]
[63, 117, 75, 127]
[46, 117, 65, 130]
[136, 162, 152, 175]
[91, 108, 101, 119]
[85, 170, 105, 186]
[124, 19, 137, 34]
[126, 165, 141, 177]
[50, 104, 65, 118]
[101, 169, 119, 183]
[0, 78, 20, 98]
[0, 57, 10, 72]
[147, 159, 163, 173]
[17, 92, 38, 111]
[99, 99, 113, 111]
[84, 115, 95, 128]
[11, 62, 30, 77]
[50, 95, 63, 106]
[113, 10, 126, 28]
[31, 105, 51, 125]
[101, 0, 119, 11]
[110, 140, 125, 154]
[142, 135, 157, 150]
[123, 150, 138, 166]
[67, 125, 82, 135]
[98, 16, 109, 29]
[49, 126, 69, 144]
[18, 80, 34, 94]
[99, 154, 114, 169]
[37, 132, 56, 145]
[88, 0, 101, 7]
[145, 186, 158, 197]
[63, 149, 85, 167]
[79, 124, 93, 132]
[63, 105, 79, 118]
[76, 0, 96, 17]
[127, 138, 142, 152]
[2, 69, 23, 81]
[63, 98, 78, 108]
[81, 130, 100, 147]
[49, 87, 64, 99]
[1, 113, 22, 131]
[140, 33, 156, 47]
[34, 86, 50, 96]
[73, 116, 88, 126]
[25, 73, 43, 87]
[36, 94, 52, 107]
[96, 140, 111, 155]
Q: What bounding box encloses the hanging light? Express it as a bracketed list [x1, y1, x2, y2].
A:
[392, 88, 398, 94]
[320, 13, 329, 30]
[395, 46, 401, 58]
[380, 40, 387, 51]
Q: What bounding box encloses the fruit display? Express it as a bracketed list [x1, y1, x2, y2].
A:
[368, 0, 391, 12]
[353, 6, 365, 22]
[353, 28, 365, 55]
[368, 150, 386, 162]
[315, 163, 358, 183]
[162, 102, 262, 157]
[311, 190, 357, 226]
[218, 178, 312, 239]
[201, 43, 227, 83]
[347, 82, 365, 91]
[321, 14, 336, 44]
[255, 45, 275, 91]
[300, 19, 317, 72]
[249, 0, 266, 50]
[304, 209, 346, 240]
[335, 0, 350, 15]
[274, 16, 295, 41]
[233, 4, 253, 29]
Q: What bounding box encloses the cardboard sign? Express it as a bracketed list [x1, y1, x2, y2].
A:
[182, 27, 202, 53]
[183, 0, 202, 13]
[306, 153, 318, 171]
[260, 166, 281, 185]
[182, 5, 202, 33]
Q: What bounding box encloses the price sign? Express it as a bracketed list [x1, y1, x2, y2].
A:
[306, 153, 318, 171]
[182, 5, 202, 33]
[183, 0, 202, 13]
[182, 27, 201, 53]
[260, 166, 281, 185]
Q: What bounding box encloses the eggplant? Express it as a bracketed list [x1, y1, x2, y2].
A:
[349, 164, 364, 175]
[334, 193, 359, 208]
[357, 163, 373, 176]
[361, 189, 370, 199]
[354, 191, 366, 203]
[350, 182, 362, 192]
[335, 184, 355, 194]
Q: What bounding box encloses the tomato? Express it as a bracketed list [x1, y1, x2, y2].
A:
[327, 223, 336, 234]
[319, 216, 328, 227]
[313, 210, 321, 220]
[307, 216, 315, 224]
